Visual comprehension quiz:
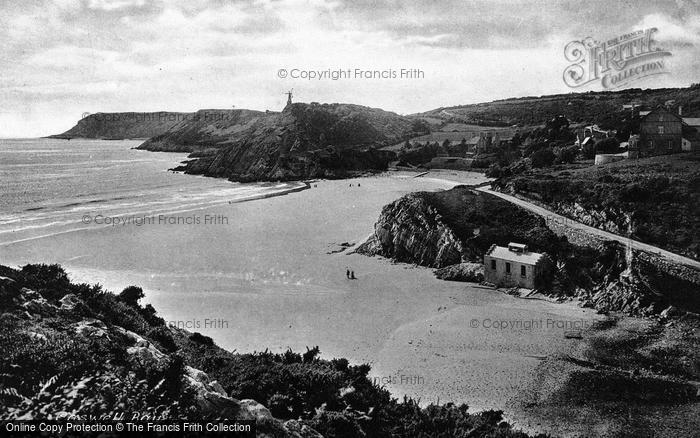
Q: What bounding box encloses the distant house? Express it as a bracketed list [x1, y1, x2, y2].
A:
[682, 137, 693, 151]
[683, 117, 700, 131]
[638, 107, 683, 156]
[583, 125, 611, 140]
[682, 117, 700, 152]
[465, 136, 480, 152]
[595, 151, 628, 165]
[483, 243, 551, 289]
[476, 132, 494, 153]
[628, 134, 640, 158]
[575, 125, 610, 147]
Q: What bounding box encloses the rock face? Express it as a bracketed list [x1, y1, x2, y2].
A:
[49, 112, 190, 139]
[434, 263, 485, 282]
[140, 103, 420, 182]
[355, 194, 467, 268]
[137, 109, 268, 153]
[356, 187, 557, 268]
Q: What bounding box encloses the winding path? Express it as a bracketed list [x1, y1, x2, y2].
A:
[476, 187, 700, 270]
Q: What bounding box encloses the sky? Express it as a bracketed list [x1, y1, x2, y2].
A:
[1, 0, 699, 137]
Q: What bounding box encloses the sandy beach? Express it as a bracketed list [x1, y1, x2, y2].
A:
[1, 156, 604, 430]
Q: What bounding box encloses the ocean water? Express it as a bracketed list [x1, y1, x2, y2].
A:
[0, 138, 303, 246]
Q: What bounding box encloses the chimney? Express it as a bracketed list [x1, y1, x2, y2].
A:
[679, 106, 683, 116]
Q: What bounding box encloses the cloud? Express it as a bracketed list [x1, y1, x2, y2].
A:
[0, 0, 699, 137]
[87, 0, 147, 11]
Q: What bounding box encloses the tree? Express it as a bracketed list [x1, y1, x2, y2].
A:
[119, 285, 144, 307]
[531, 148, 556, 168]
[582, 140, 596, 159]
[410, 119, 430, 135]
[511, 132, 522, 147]
[557, 145, 578, 164]
[595, 137, 620, 154]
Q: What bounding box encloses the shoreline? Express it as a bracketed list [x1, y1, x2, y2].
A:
[0, 180, 310, 248]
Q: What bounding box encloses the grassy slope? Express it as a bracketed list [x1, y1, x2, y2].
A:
[418, 85, 700, 127]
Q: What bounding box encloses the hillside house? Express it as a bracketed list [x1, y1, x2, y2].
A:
[465, 136, 480, 152]
[484, 243, 551, 289]
[682, 117, 700, 151]
[639, 108, 683, 156]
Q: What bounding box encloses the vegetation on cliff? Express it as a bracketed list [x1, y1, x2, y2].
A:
[0, 263, 541, 437]
[417, 85, 700, 128]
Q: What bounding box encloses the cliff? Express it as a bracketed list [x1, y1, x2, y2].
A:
[0, 263, 536, 438]
[49, 112, 191, 140]
[139, 103, 420, 182]
[355, 186, 558, 268]
[136, 109, 270, 153]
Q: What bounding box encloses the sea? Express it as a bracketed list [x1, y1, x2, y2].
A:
[0, 138, 303, 247]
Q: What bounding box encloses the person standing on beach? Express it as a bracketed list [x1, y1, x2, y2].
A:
[346, 268, 350, 279]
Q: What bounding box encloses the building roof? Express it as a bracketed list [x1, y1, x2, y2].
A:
[640, 107, 683, 123]
[465, 137, 480, 144]
[485, 244, 545, 265]
[683, 118, 700, 127]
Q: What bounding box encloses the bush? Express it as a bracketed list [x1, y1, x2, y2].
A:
[595, 137, 620, 154]
[146, 326, 178, 353]
[530, 148, 556, 168]
[311, 411, 364, 438]
[119, 286, 144, 307]
[486, 164, 503, 178]
[18, 264, 71, 301]
[557, 145, 578, 164]
[582, 141, 596, 159]
[189, 332, 214, 346]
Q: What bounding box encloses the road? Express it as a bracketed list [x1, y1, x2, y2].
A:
[476, 187, 700, 270]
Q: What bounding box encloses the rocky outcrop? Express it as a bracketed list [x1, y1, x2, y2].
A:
[356, 187, 557, 268]
[355, 194, 467, 268]
[553, 202, 629, 235]
[140, 103, 420, 182]
[434, 263, 484, 282]
[49, 112, 190, 140]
